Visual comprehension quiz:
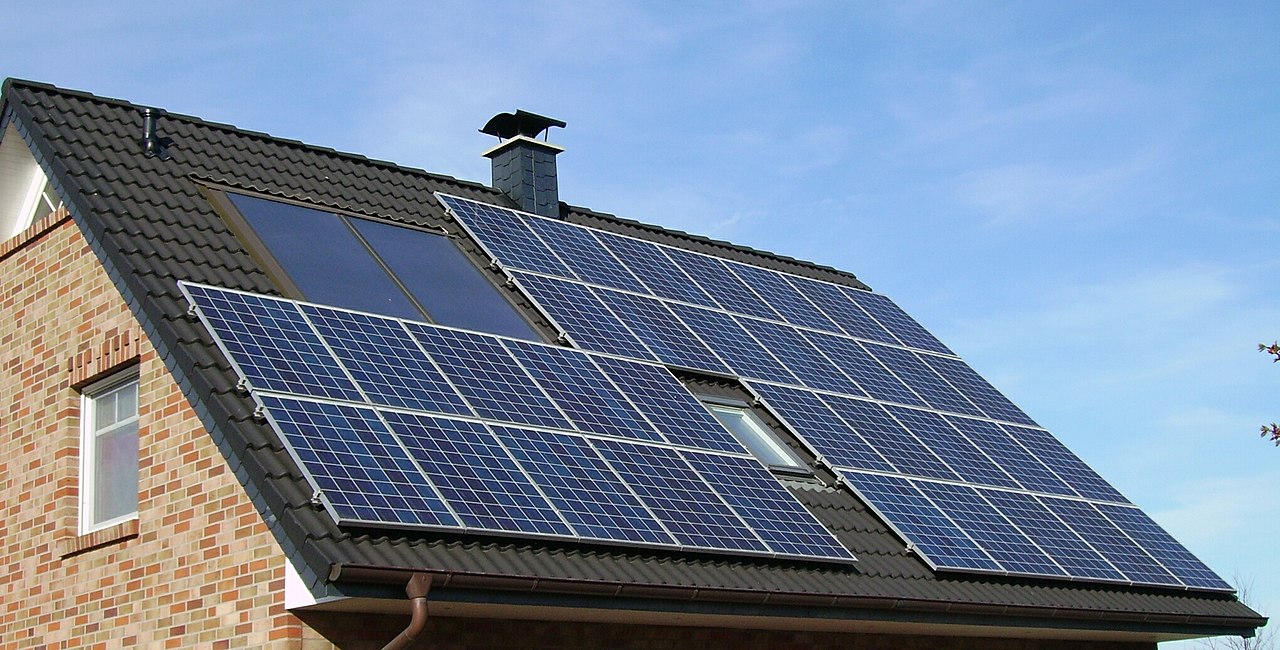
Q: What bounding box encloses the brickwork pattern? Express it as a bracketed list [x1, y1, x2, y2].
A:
[0, 218, 300, 648]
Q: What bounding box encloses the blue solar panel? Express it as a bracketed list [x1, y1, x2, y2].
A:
[510, 272, 656, 361]
[660, 247, 783, 320]
[258, 395, 457, 528]
[183, 284, 362, 402]
[490, 425, 675, 545]
[594, 288, 731, 373]
[980, 488, 1125, 582]
[738, 318, 863, 396]
[801, 330, 920, 405]
[1001, 424, 1127, 504]
[886, 407, 1020, 490]
[823, 395, 961, 481]
[504, 339, 665, 443]
[407, 324, 572, 430]
[913, 481, 1065, 577]
[748, 382, 895, 472]
[841, 470, 1000, 571]
[300, 305, 470, 415]
[595, 232, 719, 308]
[923, 355, 1036, 426]
[522, 217, 648, 293]
[865, 344, 983, 416]
[437, 194, 573, 278]
[943, 416, 1075, 496]
[590, 356, 744, 452]
[784, 275, 898, 345]
[842, 289, 953, 355]
[382, 411, 573, 536]
[727, 262, 841, 333]
[683, 451, 854, 560]
[667, 303, 798, 384]
[1041, 497, 1178, 587]
[1096, 503, 1231, 591]
[592, 438, 768, 553]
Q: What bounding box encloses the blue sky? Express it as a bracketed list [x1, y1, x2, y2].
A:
[4, 2, 1277, 643]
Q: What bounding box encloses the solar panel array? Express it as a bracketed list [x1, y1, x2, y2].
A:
[437, 193, 1230, 592]
[181, 282, 853, 563]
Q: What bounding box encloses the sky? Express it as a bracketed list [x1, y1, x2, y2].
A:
[3, 1, 1277, 645]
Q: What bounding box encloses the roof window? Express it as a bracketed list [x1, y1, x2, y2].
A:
[0, 123, 62, 240]
[216, 190, 540, 340]
[703, 398, 809, 473]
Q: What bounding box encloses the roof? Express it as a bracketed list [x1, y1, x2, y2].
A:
[0, 78, 1264, 640]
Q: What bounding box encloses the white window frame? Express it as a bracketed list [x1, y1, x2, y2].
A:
[79, 370, 141, 534]
[702, 398, 810, 474]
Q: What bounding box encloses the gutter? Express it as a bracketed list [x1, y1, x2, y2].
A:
[330, 564, 1265, 634]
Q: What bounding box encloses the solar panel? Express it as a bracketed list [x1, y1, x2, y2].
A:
[801, 331, 918, 405]
[682, 451, 854, 560]
[737, 318, 863, 396]
[591, 438, 768, 553]
[300, 304, 471, 415]
[747, 382, 895, 472]
[508, 272, 656, 361]
[382, 411, 574, 536]
[182, 284, 362, 402]
[522, 217, 648, 293]
[504, 339, 665, 443]
[727, 261, 841, 333]
[864, 344, 983, 416]
[886, 407, 1020, 490]
[590, 355, 745, 452]
[491, 426, 675, 544]
[1095, 503, 1232, 591]
[1002, 424, 1127, 503]
[594, 288, 731, 373]
[980, 488, 1125, 582]
[258, 395, 458, 528]
[842, 289, 953, 355]
[595, 231, 719, 308]
[667, 303, 798, 385]
[943, 416, 1075, 496]
[822, 395, 961, 482]
[437, 194, 573, 278]
[1041, 497, 1178, 586]
[913, 481, 1065, 577]
[783, 275, 898, 345]
[660, 246, 783, 320]
[406, 324, 573, 430]
[924, 355, 1036, 426]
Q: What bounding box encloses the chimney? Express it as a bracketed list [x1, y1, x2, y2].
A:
[480, 110, 566, 218]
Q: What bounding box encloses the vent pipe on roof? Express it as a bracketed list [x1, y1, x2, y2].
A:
[140, 108, 171, 159]
[481, 110, 565, 218]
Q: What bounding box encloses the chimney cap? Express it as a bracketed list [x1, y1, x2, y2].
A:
[480, 110, 566, 140]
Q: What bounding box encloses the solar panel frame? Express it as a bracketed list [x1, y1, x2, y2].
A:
[800, 330, 920, 405]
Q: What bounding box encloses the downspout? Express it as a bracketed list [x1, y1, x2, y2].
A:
[381, 573, 432, 650]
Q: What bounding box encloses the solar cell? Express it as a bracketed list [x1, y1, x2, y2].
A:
[914, 481, 1065, 576]
[407, 324, 572, 429]
[842, 289, 953, 355]
[301, 305, 470, 415]
[727, 262, 841, 332]
[924, 355, 1036, 426]
[504, 339, 665, 442]
[943, 416, 1075, 496]
[682, 451, 854, 560]
[840, 470, 1000, 571]
[801, 330, 919, 404]
[490, 425, 675, 544]
[437, 194, 573, 278]
[660, 247, 783, 320]
[864, 344, 982, 416]
[783, 275, 897, 345]
[382, 411, 573, 536]
[980, 488, 1125, 581]
[738, 318, 863, 396]
[885, 407, 1019, 489]
[1041, 497, 1178, 586]
[667, 303, 798, 384]
[258, 395, 457, 528]
[1096, 503, 1231, 591]
[594, 288, 731, 373]
[747, 382, 895, 472]
[522, 217, 648, 293]
[823, 395, 961, 481]
[590, 356, 744, 452]
[1001, 424, 1127, 503]
[509, 272, 656, 361]
[183, 284, 362, 402]
[595, 232, 719, 307]
[592, 438, 768, 552]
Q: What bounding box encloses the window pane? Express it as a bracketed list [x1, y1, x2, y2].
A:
[708, 405, 801, 469]
[351, 217, 539, 340]
[94, 419, 139, 523]
[228, 193, 422, 321]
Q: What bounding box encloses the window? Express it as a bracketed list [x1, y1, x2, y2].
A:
[81, 372, 140, 533]
[0, 122, 62, 240]
[703, 400, 808, 472]
[217, 191, 540, 340]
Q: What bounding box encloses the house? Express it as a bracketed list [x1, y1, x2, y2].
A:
[0, 78, 1265, 649]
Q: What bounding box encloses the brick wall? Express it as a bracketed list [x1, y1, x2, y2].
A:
[0, 214, 301, 648]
